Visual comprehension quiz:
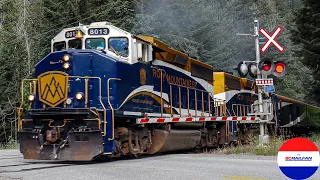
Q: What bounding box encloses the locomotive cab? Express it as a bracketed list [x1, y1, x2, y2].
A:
[51, 21, 153, 64]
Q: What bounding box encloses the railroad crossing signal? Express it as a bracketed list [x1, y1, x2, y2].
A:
[259, 26, 285, 53]
[258, 58, 288, 77]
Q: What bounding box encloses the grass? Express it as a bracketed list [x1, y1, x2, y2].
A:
[0, 136, 19, 150]
[213, 134, 320, 156]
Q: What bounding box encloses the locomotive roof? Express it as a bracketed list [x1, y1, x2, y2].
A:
[51, 21, 130, 44]
[274, 94, 320, 110]
[52, 21, 212, 72]
[135, 35, 212, 71]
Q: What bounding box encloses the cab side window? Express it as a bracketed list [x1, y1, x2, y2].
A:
[108, 37, 129, 57]
[68, 39, 82, 49]
[53, 41, 66, 51]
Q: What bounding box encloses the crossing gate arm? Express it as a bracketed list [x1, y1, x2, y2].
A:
[136, 116, 260, 124]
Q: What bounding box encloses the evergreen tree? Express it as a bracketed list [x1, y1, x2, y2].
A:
[291, 0, 320, 103]
[132, 0, 255, 69]
[132, 0, 313, 103]
[0, 0, 31, 143]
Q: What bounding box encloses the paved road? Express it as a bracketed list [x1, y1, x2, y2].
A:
[0, 149, 320, 180]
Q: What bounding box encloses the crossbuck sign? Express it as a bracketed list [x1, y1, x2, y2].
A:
[259, 26, 285, 53]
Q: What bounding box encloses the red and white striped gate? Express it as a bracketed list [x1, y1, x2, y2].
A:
[136, 116, 259, 124]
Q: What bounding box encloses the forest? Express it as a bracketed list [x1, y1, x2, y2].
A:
[0, 0, 318, 144]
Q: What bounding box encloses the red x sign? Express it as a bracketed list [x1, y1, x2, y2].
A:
[259, 26, 285, 53]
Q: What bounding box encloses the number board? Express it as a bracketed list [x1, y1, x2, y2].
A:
[65, 30, 77, 38]
[88, 28, 109, 35]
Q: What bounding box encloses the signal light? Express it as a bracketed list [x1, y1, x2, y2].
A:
[248, 63, 257, 78]
[258, 58, 275, 75]
[236, 62, 248, 77]
[234, 61, 257, 78]
[262, 61, 271, 71]
[273, 61, 287, 77]
[258, 58, 287, 77]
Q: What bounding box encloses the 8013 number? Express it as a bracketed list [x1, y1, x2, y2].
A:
[88, 28, 109, 35]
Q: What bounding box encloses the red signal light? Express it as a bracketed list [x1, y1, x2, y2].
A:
[258, 58, 287, 77]
[262, 61, 272, 71]
[273, 61, 287, 77]
[259, 58, 274, 75]
[275, 62, 285, 73]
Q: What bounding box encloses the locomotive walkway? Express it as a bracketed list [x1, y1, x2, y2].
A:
[0, 149, 319, 180]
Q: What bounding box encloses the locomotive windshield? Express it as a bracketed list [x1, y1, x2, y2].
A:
[108, 37, 129, 57]
[68, 39, 82, 49]
[85, 38, 105, 50]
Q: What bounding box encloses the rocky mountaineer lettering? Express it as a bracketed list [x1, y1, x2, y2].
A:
[152, 69, 197, 88]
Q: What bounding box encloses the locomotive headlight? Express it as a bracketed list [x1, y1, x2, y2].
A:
[28, 94, 36, 102]
[63, 54, 72, 62]
[75, 92, 84, 101]
[63, 62, 71, 70]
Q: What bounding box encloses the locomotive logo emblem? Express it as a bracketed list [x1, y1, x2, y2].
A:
[140, 68, 146, 85]
[38, 71, 69, 107]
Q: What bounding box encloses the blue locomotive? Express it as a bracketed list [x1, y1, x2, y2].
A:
[17, 22, 320, 161]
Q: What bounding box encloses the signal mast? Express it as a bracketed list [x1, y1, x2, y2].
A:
[236, 20, 288, 145]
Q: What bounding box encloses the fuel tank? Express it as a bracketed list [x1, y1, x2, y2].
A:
[147, 129, 201, 154]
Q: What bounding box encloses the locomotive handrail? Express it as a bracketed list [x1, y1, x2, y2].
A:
[107, 77, 121, 140]
[18, 78, 37, 131]
[151, 66, 166, 117]
[85, 76, 89, 107]
[68, 76, 107, 136]
[231, 104, 250, 116]
[18, 76, 106, 133]
[167, 82, 229, 117]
